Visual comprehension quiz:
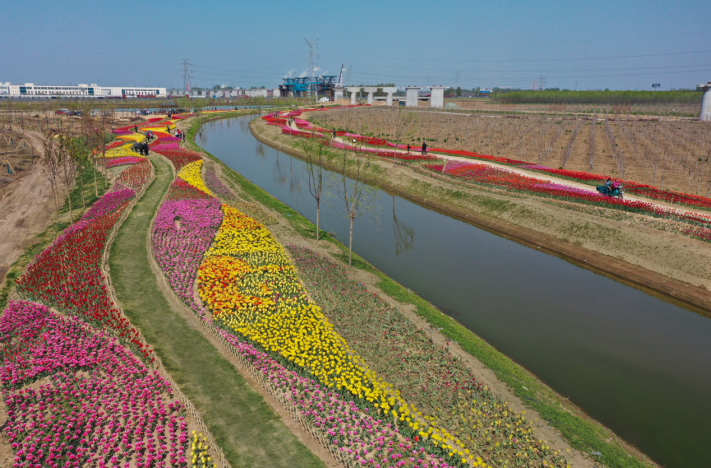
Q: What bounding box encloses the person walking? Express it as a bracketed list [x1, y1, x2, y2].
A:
[181, 131, 186, 142]
[421, 142, 428, 155]
[407, 144, 411, 154]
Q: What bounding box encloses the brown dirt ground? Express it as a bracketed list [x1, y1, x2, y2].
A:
[311, 108, 708, 193]
[0, 130, 55, 284]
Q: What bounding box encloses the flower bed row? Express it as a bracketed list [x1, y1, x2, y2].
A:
[0, 300, 192, 468]
[267, 110, 711, 236]
[118, 159, 153, 191]
[152, 149, 202, 172]
[284, 108, 711, 211]
[194, 202, 496, 467]
[15, 179, 152, 361]
[202, 167, 277, 225]
[102, 156, 146, 168]
[436, 162, 711, 232]
[286, 246, 567, 468]
[153, 198, 223, 317]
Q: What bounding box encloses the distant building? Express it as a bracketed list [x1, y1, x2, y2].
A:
[280, 76, 338, 98]
[0, 82, 167, 99]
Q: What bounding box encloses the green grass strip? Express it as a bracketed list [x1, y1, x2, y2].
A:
[187, 115, 655, 468]
[108, 154, 326, 468]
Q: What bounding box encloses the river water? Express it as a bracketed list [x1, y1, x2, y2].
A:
[199, 115, 711, 468]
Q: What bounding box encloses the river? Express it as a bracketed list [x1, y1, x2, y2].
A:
[198, 114, 711, 468]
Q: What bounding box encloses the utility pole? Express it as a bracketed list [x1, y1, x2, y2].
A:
[180, 59, 194, 96]
[304, 38, 319, 99]
[538, 75, 546, 90]
[455, 70, 461, 93]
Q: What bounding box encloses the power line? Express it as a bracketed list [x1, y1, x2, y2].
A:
[318, 47, 711, 64]
[316, 56, 710, 75]
[320, 31, 711, 52]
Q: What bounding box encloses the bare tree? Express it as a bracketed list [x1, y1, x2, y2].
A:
[329, 144, 379, 267]
[391, 109, 418, 159]
[56, 135, 78, 224]
[41, 133, 63, 226]
[82, 112, 105, 197]
[560, 120, 582, 168]
[588, 118, 596, 172]
[301, 132, 327, 240]
[392, 196, 415, 255]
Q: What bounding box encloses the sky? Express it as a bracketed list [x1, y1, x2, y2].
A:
[3, 0, 710, 91]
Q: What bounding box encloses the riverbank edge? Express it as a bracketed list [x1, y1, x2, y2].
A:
[184, 112, 659, 468]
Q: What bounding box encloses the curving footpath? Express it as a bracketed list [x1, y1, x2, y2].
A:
[109, 154, 325, 468]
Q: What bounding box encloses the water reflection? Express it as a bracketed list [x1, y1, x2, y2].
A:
[392, 196, 415, 255]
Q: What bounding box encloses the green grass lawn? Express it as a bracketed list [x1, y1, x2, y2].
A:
[108, 155, 325, 468]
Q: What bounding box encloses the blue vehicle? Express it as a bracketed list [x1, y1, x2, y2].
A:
[596, 182, 624, 199]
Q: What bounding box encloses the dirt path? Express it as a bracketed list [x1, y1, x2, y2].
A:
[108, 155, 327, 468]
[0, 130, 54, 283]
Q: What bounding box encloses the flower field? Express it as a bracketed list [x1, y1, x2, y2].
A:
[166, 178, 214, 201]
[152, 149, 202, 172]
[0, 301, 191, 468]
[153, 197, 223, 317]
[102, 142, 141, 159]
[15, 169, 153, 362]
[102, 156, 146, 168]
[286, 246, 568, 467]
[1, 123, 231, 468]
[118, 159, 153, 191]
[177, 161, 213, 196]
[193, 204, 487, 467]
[203, 166, 277, 225]
[117, 133, 147, 143]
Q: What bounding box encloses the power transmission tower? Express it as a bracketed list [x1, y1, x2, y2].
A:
[180, 59, 194, 95]
[538, 75, 546, 90]
[304, 39, 319, 98]
[455, 70, 461, 91]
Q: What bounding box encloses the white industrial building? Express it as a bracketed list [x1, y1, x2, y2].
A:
[0, 82, 167, 99]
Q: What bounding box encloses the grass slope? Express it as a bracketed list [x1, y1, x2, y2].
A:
[187, 115, 655, 468]
[108, 154, 325, 468]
